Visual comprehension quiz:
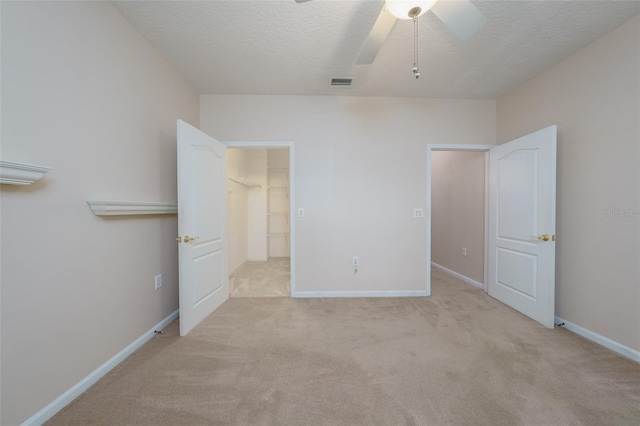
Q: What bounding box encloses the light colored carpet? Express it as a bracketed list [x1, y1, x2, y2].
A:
[230, 258, 290, 298]
[47, 268, 640, 425]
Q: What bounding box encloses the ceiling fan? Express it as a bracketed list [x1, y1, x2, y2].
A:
[295, 0, 486, 67]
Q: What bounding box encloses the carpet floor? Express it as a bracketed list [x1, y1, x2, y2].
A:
[47, 269, 640, 425]
[230, 258, 290, 298]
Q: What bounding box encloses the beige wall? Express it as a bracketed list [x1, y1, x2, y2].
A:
[431, 151, 485, 283]
[227, 148, 250, 274]
[246, 149, 268, 261]
[201, 95, 496, 294]
[228, 148, 269, 266]
[0, 2, 199, 424]
[268, 148, 290, 169]
[497, 16, 640, 351]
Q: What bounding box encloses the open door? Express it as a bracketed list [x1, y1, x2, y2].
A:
[488, 126, 557, 328]
[177, 120, 228, 336]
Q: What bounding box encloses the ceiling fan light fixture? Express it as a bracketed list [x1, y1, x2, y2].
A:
[385, 0, 438, 20]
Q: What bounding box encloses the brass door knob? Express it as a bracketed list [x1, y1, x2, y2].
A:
[531, 234, 550, 241]
[184, 235, 199, 243]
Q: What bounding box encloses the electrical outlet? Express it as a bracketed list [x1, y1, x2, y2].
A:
[297, 207, 305, 218]
[352, 256, 359, 267]
[154, 274, 162, 289]
[462, 248, 467, 257]
[413, 208, 424, 218]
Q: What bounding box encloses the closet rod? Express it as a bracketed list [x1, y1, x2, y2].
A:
[228, 176, 261, 188]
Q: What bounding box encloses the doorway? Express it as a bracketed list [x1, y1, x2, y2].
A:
[225, 142, 295, 297]
[426, 127, 557, 329]
[426, 144, 494, 295]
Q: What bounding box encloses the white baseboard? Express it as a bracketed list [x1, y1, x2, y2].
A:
[554, 316, 640, 363]
[23, 310, 179, 426]
[431, 262, 485, 290]
[292, 290, 428, 298]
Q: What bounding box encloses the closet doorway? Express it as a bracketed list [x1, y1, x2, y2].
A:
[225, 142, 295, 298]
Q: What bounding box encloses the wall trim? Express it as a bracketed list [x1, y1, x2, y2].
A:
[431, 262, 485, 290]
[292, 290, 428, 298]
[23, 310, 179, 426]
[554, 316, 640, 363]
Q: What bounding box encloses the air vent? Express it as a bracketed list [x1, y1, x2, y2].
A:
[330, 78, 353, 87]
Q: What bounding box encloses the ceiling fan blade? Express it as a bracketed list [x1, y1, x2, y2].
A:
[355, 8, 397, 65]
[431, 0, 486, 41]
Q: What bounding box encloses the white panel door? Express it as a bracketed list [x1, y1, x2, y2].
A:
[488, 126, 557, 328]
[177, 120, 228, 336]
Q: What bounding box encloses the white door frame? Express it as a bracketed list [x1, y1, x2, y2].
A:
[225, 141, 296, 297]
[426, 144, 495, 296]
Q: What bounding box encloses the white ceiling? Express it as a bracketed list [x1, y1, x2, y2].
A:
[112, 0, 640, 99]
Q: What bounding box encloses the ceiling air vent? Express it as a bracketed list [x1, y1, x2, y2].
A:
[330, 78, 353, 87]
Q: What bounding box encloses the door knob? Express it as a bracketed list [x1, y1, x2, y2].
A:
[177, 235, 199, 243]
[531, 234, 550, 241]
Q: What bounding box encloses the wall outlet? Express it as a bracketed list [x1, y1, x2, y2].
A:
[413, 208, 424, 218]
[352, 256, 359, 267]
[154, 274, 162, 289]
[462, 248, 467, 257]
[297, 207, 305, 218]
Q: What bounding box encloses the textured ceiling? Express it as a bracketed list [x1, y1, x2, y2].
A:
[111, 0, 640, 99]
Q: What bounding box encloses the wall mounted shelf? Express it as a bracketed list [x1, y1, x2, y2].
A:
[0, 160, 52, 185]
[87, 200, 177, 216]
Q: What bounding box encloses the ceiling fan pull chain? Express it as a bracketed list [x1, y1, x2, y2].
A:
[412, 17, 420, 79]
